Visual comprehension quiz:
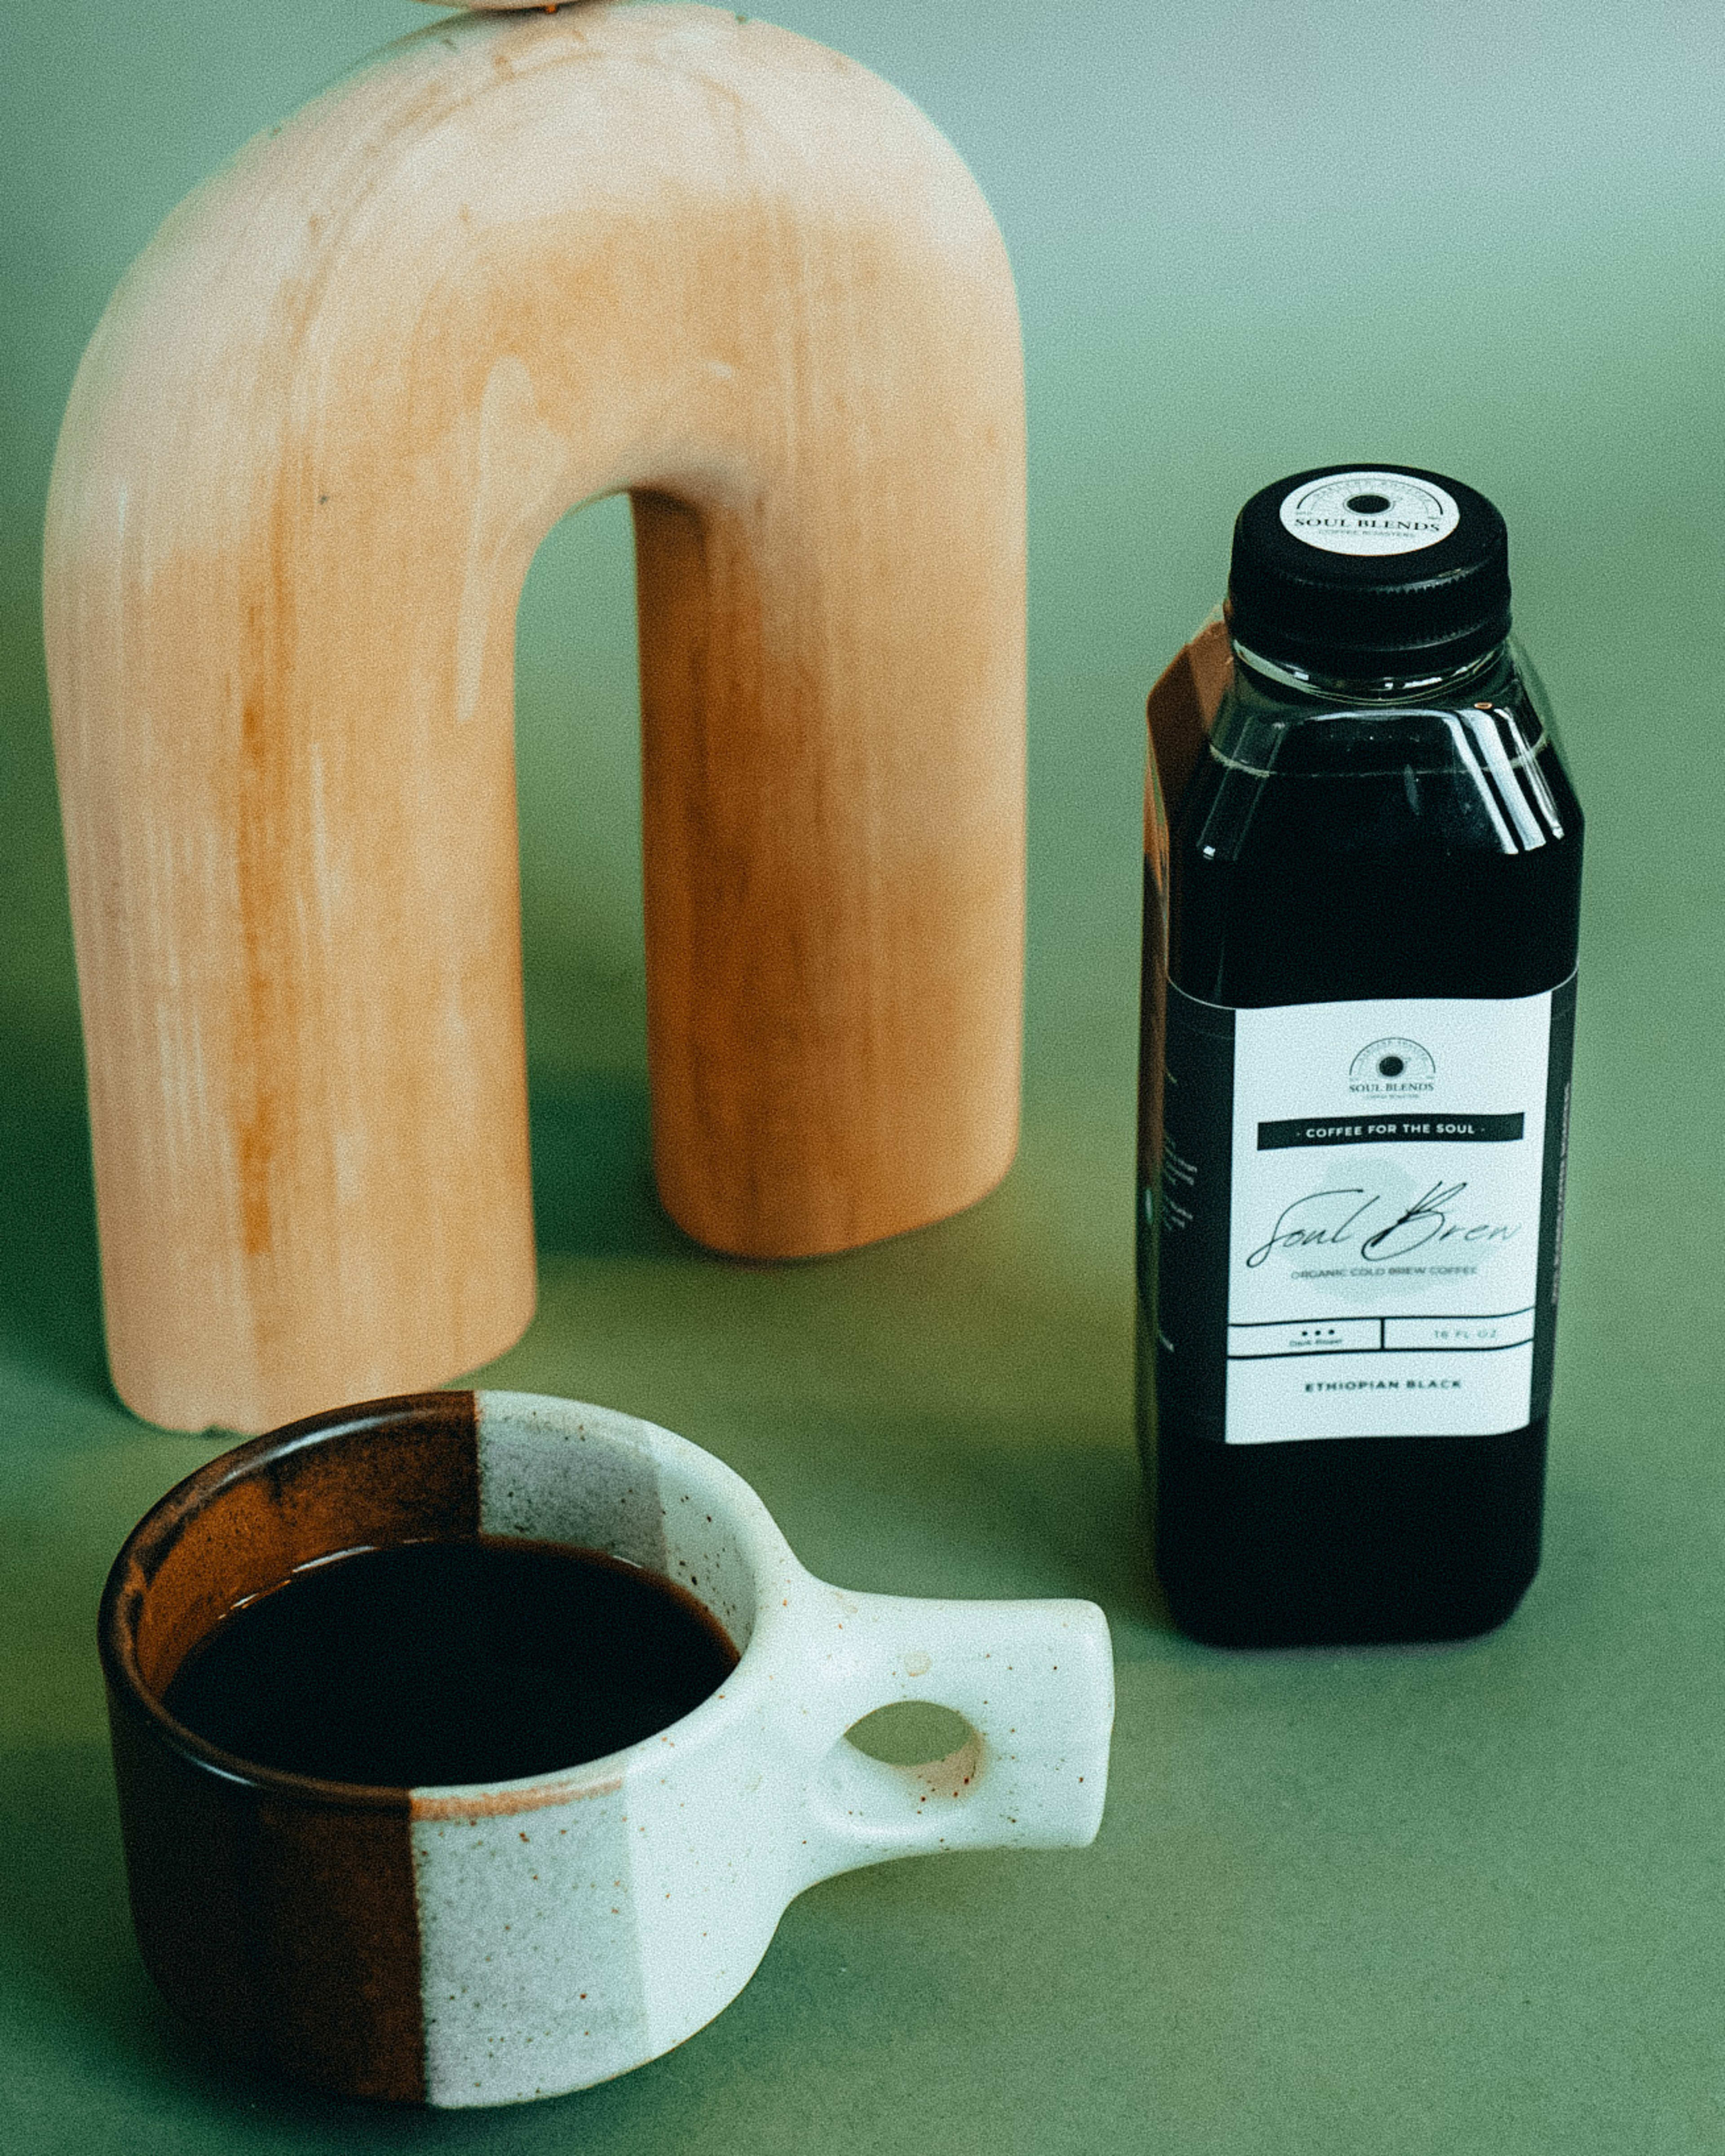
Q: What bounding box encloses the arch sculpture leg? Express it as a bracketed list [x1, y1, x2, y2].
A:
[45, 4, 1026, 1432]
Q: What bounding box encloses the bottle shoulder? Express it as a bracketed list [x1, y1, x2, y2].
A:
[1177, 645, 1581, 868]
[1166, 646, 1583, 1005]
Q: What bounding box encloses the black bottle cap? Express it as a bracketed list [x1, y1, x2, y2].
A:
[1226, 464, 1511, 679]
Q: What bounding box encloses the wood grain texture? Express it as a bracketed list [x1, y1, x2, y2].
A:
[45, 3, 1026, 1432]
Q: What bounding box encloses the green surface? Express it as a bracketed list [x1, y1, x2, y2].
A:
[4, 1, 1725, 2148]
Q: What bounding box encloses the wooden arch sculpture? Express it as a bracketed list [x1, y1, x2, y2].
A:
[45, 2, 1026, 1434]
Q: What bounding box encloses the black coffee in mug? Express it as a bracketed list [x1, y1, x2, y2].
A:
[161, 1539, 739, 1787]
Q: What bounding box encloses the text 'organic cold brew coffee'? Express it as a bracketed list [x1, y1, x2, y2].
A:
[1140, 466, 1583, 1647]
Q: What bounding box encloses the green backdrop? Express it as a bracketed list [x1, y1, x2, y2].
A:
[4, 2, 1724, 2149]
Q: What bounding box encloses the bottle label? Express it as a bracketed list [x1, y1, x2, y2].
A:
[1151, 978, 1576, 1444]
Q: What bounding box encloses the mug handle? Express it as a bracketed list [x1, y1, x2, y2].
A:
[783, 1580, 1115, 1887]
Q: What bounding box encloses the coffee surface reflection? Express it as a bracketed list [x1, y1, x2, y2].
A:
[160, 1539, 739, 1787]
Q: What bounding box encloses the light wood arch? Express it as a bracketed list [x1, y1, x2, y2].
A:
[45, 4, 1025, 1432]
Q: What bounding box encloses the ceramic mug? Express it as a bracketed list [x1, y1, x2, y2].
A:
[101, 1389, 1115, 2107]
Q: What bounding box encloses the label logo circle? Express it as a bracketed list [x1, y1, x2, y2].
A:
[1349, 1037, 1437, 1088]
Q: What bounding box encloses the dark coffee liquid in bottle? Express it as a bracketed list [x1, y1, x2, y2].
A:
[1140, 466, 1582, 1647]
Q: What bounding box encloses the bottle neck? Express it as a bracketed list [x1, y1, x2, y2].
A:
[1229, 634, 1508, 706]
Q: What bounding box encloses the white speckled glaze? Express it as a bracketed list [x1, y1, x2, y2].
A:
[406, 1391, 1114, 2106]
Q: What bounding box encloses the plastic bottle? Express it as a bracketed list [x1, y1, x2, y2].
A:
[1141, 465, 1582, 1647]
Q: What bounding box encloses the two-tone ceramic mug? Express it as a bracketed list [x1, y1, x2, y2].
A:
[101, 1389, 1114, 2106]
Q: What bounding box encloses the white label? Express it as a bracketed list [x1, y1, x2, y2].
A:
[1223, 991, 1551, 1443]
[1279, 470, 1460, 557]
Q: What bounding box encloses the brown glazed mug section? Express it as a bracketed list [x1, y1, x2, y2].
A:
[98, 1390, 482, 2102]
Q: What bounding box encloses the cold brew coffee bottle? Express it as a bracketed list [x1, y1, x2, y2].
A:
[1141, 466, 1582, 1647]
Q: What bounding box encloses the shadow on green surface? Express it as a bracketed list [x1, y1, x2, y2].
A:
[0, 1740, 165, 2063]
[717, 1411, 1165, 1635]
[0, 1036, 109, 1404]
[526, 1065, 689, 1263]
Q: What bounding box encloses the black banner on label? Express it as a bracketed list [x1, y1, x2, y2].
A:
[1256, 1112, 1525, 1151]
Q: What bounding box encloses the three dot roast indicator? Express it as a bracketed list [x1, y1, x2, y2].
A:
[1139, 464, 1583, 1649]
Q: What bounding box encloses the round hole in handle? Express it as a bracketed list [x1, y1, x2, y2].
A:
[845, 1702, 980, 1792]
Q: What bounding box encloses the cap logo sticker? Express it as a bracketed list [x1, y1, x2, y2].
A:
[1279, 471, 1461, 558]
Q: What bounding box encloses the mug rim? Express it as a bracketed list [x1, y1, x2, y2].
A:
[99, 1387, 796, 1814]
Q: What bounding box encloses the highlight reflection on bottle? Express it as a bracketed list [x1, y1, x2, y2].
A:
[1140, 466, 1583, 1648]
